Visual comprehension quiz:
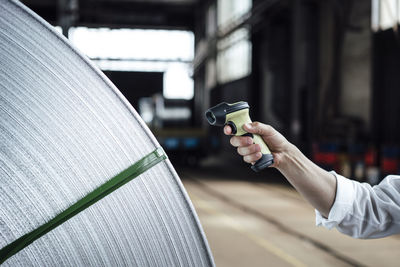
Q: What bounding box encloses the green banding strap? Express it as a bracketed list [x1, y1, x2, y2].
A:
[0, 147, 167, 264]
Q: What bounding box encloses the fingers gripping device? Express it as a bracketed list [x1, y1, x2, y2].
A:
[205, 102, 274, 172]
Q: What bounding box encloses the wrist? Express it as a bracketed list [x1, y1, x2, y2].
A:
[276, 143, 302, 173]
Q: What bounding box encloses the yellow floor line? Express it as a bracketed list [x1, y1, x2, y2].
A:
[190, 193, 307, 267]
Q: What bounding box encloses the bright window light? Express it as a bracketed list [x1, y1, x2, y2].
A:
[217, 0, 252, 28]
[217, 28, 252, 84]
[68, 27, 194, 99]
[372, 0, 400, 31]
[380, 0, 398, 30]
[69, 28, 194, 61]
[53, 26, 63, 35]
[164, 63, 194, 99]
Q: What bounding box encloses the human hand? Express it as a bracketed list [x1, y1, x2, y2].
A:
[225, 122, 337, 219]
[224, 122, 292, 168]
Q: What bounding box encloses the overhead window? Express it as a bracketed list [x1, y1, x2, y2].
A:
[68, 27, 194, 99]
[216, 0, 252, 84]
[217, 0, 251, 30]
[217, 27, 252, 84]
[372, 0, 400, 31]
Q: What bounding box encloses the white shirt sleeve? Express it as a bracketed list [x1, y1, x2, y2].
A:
[315, 171, 400, 239]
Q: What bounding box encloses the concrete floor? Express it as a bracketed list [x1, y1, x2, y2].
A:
[180, 169, 400, 267]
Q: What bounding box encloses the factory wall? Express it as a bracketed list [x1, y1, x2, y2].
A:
[193, 0, 386, 180]
[317, 0, 372, 137]
[341, 1, 372, 128]
[372, 28, 400, 145]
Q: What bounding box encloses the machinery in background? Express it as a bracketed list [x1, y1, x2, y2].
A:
[139, 94, 219, 167]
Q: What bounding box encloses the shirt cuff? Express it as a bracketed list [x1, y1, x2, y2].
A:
[315, 171, 356, 229]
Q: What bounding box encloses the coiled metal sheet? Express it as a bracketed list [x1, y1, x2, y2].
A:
[0, 0, 214, 265]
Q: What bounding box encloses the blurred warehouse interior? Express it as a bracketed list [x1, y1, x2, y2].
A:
[23, 0, 400, 184]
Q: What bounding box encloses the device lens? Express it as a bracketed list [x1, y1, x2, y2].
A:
[206, 111, 216, 124]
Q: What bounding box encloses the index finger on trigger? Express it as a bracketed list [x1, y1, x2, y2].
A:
[224, 125, 232, 135]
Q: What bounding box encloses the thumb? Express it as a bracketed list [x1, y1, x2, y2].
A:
[243, 122, 274, 137]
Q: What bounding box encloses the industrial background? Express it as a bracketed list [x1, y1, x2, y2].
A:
[21, 0, 400, 266]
